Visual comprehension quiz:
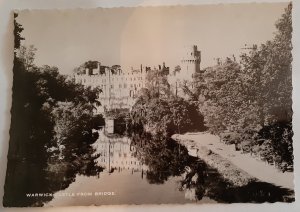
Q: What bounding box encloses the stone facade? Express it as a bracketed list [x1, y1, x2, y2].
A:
[168, 45, 201, 96]
[75, 63, 148, 112]
[74, 45, 201, 112]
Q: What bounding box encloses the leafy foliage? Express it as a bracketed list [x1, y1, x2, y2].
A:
[131, 68, 206, 136]
[187, 3, 293, 171]
[4, 19, 104, 206]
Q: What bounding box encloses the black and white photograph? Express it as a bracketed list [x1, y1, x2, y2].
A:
[1, 1, 295, 207]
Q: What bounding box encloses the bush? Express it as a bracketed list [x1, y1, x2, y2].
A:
[131, 95, 206, 136]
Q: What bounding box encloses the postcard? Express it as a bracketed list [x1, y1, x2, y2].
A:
[3, 2, 294, 207]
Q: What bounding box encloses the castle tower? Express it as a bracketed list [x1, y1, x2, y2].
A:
[168, 45, 201, 97]
[180, 45, 201, 81]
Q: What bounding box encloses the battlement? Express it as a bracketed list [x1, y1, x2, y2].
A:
[76, 63, 151, 77]
[181, 45, 201, 71]
[74, 45, 201, 112]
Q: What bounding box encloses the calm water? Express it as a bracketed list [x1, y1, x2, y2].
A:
[47, 130, 213, 205]
[4, 129, 294, 207]
[47, 130, 294, 206]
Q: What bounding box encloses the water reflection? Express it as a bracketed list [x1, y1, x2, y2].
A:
[127, 132, 294, 203]
[3, 129, 103, 207]
[4, 129, 294, 206]
[77, 130, 293, 204]
[130, 133, 190, 185]
[47, 130, 295, 205]
[47, 130, 201, 205]
[94, 130, 148, 174]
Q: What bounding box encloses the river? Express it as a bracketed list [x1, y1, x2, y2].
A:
[45, 129, 293, 206]
[46, 130, 215, 205]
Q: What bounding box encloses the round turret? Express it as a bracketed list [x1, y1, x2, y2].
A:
[180, 45, 201, 80]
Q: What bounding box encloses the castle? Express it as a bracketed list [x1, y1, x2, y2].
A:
[74, 45, 201, 113]
[94, 130, 148, 174]
[168, 45, 201, 96]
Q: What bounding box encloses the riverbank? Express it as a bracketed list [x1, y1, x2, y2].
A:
[172, 132, 294, 190]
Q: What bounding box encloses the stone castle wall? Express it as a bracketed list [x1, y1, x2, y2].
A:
[74, 45, 201, 112]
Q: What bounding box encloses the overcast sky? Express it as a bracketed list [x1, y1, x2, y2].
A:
[17, 2, 288, 74]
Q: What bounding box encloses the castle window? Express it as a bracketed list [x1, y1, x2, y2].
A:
[130, 90, 134, 97]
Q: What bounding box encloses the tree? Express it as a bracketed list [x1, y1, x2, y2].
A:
[13, 13, 24, 50]
[191, 3, 293, 170]
[17, 45, 37, 71]
[145, 67, 171, 99]
[4, 16, 104, 206]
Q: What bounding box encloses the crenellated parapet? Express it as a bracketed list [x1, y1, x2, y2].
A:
[74, 45, 202, 111]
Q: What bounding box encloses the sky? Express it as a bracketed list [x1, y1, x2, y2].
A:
[17, 2, 288, 74]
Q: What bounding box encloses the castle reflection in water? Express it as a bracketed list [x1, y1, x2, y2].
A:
[92, 130, 200, 202]
[93, 130, 148, 175]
